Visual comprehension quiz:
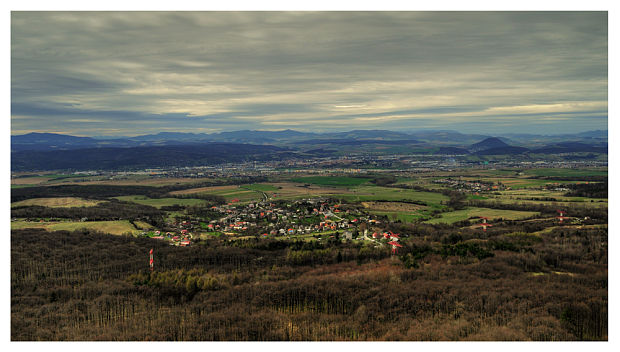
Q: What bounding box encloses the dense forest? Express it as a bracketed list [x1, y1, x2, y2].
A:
[12, 222, 607, 341]
[564, 182, 608, 199]
[11, 201, 165, 222]
[10, 177, 265, 202]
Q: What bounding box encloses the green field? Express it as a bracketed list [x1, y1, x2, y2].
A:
[370, 211, 430, 223]
[475, 197, 607, 208]
[11, 220, 140, 235]
[290, 176, 372, 187]
[460, 177, 583, 189]
[476, 188, 608, 207]
[497, 189, 607, 202]
[337, 186, 448, 206]
[205, 189, 263, 203]
[241, 183, 279, 192]
[425, 207, 540, 224]
[113, 196, 208, 208]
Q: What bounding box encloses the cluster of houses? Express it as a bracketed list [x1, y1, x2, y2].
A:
[202, 199, 369, 237]
[141, 224, 193, 246]
[141, 198, 407, 248]
[433, 178, 507, 193]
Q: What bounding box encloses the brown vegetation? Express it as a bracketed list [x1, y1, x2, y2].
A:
[169, 185, 240, 196]
[361, 201, 423, 212]
[12, 223, 607, 341]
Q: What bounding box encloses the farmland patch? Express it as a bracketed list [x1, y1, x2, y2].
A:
[11, 220, 140, 235]
[11, 197, 103, 208]
[425, 207, 539, 224]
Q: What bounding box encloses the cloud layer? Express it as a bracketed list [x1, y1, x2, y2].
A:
[11, 12, 607, 136]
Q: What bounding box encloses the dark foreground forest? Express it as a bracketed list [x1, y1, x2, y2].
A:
[11, 224, 607, 341]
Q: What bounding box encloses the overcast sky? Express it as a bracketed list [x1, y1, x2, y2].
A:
[11, 11, 607, 136]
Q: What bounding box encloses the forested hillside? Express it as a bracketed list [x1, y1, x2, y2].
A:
[12, 226, 607, 341]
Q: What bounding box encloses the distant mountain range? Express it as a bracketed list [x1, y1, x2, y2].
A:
[12, 143, 290, 171]
[530, 142, 608, 154]
[10, 129, 608, 171]
[12, 129, 607, 151]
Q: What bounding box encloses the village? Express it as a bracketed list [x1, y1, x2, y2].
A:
[140, 198, 403, 250]
[432, 178, 508, 193]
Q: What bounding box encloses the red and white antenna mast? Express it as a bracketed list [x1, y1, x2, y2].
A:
[556, 210, 567, 223]
[149, 248, 154, 272]
[387, 241, 402, 255]
[478, 216, 492, 232]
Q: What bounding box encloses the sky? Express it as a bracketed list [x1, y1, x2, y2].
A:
[10, 11, 608, 136]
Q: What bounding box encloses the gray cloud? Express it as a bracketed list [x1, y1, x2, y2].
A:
[11, 11, 607, 136]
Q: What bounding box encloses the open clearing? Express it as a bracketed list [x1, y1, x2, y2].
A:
[265, 182, 355, 200]
[242, 182, 449, 205]
[114, 196, 208, 208]
[338, 186, 448, 205]
[11, 220, 140, 235]
[425, 207, 539, 224]
[494, 189, 608, 204]
[476, 190, 607, 208]
[241, 183, 279, 192]
[478, 197, 607, 208]
[11, 176, 54, 185]
[169, 185, 262, 202]
[457, 177, 582, 189]
[169, 185, 239, 195]
[11, 197, 103, 208]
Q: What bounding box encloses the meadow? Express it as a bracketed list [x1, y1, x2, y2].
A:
[11, 197, 103, 208]
[240, 183, 279, 192]
[10, 220, 140, 235]
[337, 186, 448, 205]
[169, 185, 263, 202]
[424, 207, 540, 224]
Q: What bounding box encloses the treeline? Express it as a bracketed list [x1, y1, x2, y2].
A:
[466, 200, 607, 222]
[534, 175, 607, 182]
[564, 182, 608, 199]
[441, 190, 468, 210]
[11, 185, 160, 202]
[371, 176, 398, 187]
[11, 176, 266, 202]
[11, 200, 165, 222]
[381, 183, 467, 210]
